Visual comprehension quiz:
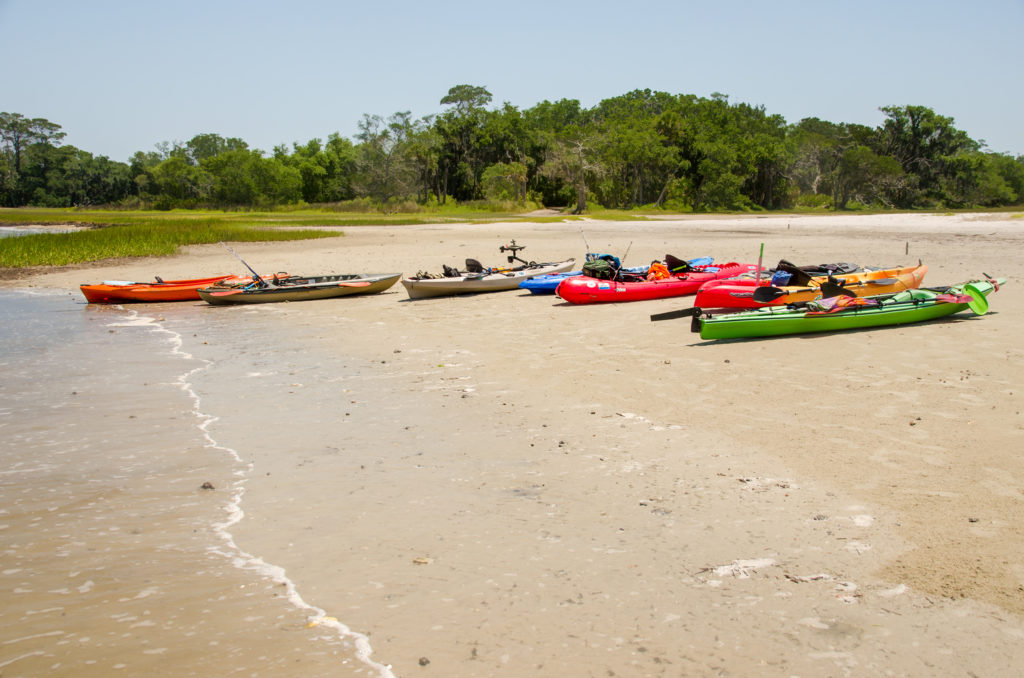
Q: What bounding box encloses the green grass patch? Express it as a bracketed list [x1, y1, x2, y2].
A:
[0, 217, 340, 268]
[0, 206, 554, 268]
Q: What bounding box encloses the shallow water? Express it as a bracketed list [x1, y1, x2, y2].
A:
[0, 290, 394, 677]
[0, 227, 78, 238]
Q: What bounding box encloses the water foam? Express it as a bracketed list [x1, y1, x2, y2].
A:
[113, 306, 396, 678]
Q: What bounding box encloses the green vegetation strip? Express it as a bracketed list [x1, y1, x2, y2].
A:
[0, 206, 670, 268]
[0, 218, 340, 268]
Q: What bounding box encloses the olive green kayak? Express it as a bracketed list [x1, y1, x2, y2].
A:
[199, 272, 401, 305]
[671, 278, 1005, 340]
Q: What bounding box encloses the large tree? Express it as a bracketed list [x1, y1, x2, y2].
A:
[522, 98, 588, 206]
[185, 133, 248, 164]
[877, 105, 978, 206]
[354, 111, 419, 204]
[540, 125, 602, 214]
[436, 84, 493, 201]
[0, 112, 66, 174]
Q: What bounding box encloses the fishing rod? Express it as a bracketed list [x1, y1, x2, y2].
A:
[580, 228, 592, 257]
[220, 242, 269, 286]
[614, 241, 633, 280]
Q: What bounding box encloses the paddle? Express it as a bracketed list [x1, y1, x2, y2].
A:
[338, 281, 371, 287]
[963, 283, 989, 315]
[205, 288, 247, 297]
[751, 276, 903, 303]
[820, 276, 905, 298]
[752, 285, 812, 303]
[650, 307, 701, 322]
[820, 278, 858, 298]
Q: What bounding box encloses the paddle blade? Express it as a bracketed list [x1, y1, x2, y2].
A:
[963, 283, 989, 315]
[338, 281, 372, 287]
[650, 307, 699, 322]
[752, 286, 787, 303]
[820, 280, 857, 298]
[206, 288, 246, 296]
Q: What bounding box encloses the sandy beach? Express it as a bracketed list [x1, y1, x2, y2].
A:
[3, 212, 1023, 677]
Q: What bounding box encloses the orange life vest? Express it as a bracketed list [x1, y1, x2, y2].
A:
[647, 262, 670, 280]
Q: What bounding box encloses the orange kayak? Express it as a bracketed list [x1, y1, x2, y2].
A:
[694, 263, 928, 310]
[80, 274, 257, 303]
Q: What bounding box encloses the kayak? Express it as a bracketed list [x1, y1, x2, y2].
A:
[556, 262, 757, 304]
[671, 278, 1005, 340]
[694, 263, 928, 310]
[519, 256, 713, 295]
[402, 259, 576, 299]
[80, 274, 257, 303]
[198, 272, 401, 305]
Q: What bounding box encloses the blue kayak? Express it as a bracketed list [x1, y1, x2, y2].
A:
[519, 256, 714, 294]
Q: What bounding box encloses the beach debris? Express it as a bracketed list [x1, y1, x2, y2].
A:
[835, 581, 860, 603]
[200, 481, 215, 490]
[419, 657, 430, 666]
[412, 557, 433, 565]
[878, 583, 908, 598]
[737, 477, 794, 492]
[700, 558, 776, 578]
[785, 573, 833, 583]
[305, 615, 337, 628]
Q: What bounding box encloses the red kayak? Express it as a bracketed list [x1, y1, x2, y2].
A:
[80, 274, 260, 303]
[556, 262, 757, 304]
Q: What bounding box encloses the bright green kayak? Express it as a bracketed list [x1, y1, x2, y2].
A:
[680, 278, 1006, 340]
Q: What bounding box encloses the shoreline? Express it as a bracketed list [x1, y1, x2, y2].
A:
[5, 212, 1024, 676]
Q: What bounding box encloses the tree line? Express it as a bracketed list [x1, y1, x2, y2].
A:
[2, 86, 1023, 212]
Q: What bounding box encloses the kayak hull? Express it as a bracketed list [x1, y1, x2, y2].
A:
[80, 274, 252, 303]
[402, 260, 576, 299]
[694, 264, 928, 310]
[198, 273, 401, 305]
[556, 262, 756, 304]
[519, 266, 646, 294]
[519, 257, 713, 295]
[696, 279, 1005, 340]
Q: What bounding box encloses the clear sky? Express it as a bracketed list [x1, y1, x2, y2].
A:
[3, 0, 1022, 162]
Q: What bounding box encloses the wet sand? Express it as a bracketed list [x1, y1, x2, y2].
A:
[4, 212, 1024, 676]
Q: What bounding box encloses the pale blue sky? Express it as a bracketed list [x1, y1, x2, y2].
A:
[2, 0, 1022, 162]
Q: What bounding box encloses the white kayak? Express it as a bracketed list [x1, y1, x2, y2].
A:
[401, 259, 576, 299]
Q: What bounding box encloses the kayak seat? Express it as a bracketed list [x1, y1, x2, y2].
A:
[776, 260, 814, 286]
[664, 254, 692, 273]
[465, 258, 485, 273]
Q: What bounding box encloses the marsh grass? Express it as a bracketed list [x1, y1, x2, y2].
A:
[0, 217, 340, 268]
[0, 206, 582, 268]
[0, 203, 802, 268]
